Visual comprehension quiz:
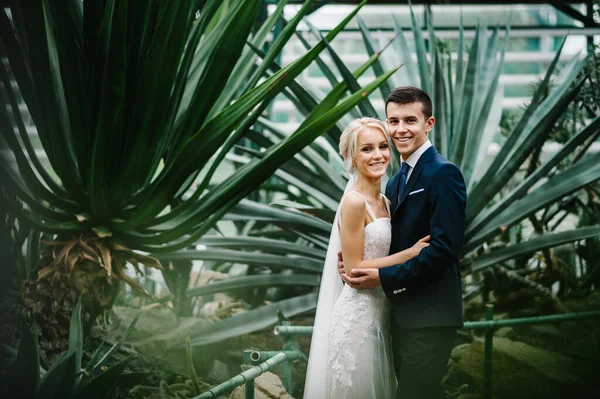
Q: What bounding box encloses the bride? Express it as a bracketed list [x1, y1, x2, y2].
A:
[303, 117, 429, 398]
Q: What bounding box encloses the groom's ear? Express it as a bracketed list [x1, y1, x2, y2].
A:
[426, 116, 435, 132]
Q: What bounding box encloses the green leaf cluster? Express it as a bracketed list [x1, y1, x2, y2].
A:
[1, 0, 396, 254]
[5, 299, 142, 399]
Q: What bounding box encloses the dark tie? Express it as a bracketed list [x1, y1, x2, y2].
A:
[397, 162, 410, 203]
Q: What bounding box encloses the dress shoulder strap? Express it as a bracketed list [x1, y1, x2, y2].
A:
[341, 190, 377, 221]
[381, 194, 391, 217]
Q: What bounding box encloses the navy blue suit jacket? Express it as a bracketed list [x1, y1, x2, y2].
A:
[380, 146, 466, 329]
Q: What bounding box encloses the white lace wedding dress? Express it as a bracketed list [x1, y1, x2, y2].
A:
[304, 191, 396, 399]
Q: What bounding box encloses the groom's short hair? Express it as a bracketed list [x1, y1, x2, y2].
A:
[386, 86, 433, 119]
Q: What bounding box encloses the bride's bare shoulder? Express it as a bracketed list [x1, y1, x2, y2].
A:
[341, 191, 366, 208]
[340, 192, 366, 219]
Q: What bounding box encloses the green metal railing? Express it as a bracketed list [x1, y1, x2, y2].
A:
[194, 308, 600, 399]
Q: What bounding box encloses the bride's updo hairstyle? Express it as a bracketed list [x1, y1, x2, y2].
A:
[339, 117, 389, 175]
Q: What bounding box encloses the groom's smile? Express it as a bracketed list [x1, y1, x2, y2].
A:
[386, 101, 435, 160]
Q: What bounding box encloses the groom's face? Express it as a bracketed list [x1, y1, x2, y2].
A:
[386, 101, 434, 160]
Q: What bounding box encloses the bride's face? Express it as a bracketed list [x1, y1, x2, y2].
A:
[353, 127, 390, 180]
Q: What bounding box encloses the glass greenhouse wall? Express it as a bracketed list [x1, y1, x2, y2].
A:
[269, 3, 598, 124]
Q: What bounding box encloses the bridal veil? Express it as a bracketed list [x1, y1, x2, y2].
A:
[302, 175, 355, 398]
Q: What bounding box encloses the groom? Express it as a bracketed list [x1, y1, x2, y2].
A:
[341, 86, 467, 399]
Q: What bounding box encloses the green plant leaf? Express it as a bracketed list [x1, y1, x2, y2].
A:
[7, 319, 39, 398]
[408, 1, 430, 93]
[467, 153, 600, 251]
[185, 293, 317, 347]
[469, 226, 600, 272]
[198, 236, 326, 259]
[74, 356, 132, 399]
[243, 0, 316, 94]
[183, 274, 319, 299]
[157, 248, 322, 272]
[0, 52, 72, 203]
[466, 38, 571, 221]
[209, 0, 290, 116]
[449, 25, 480, 166]
[83, 342, 105, 376]
[461, 26, 508, 187]
[68, 297, 83, 387]
[296, 26, 339, 89]
[356, 15, 393, 106]
[37, 351, 77, 399]
[431, 41, 448, 156]
[391, 14, 418, 86]
[91, 312, 140, 374]
[254, 117, 347, 191]
[467, 116, 600, 239]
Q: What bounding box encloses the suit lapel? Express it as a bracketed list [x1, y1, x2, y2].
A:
[394, 146, 437, 215]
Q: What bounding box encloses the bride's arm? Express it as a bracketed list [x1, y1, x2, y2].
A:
[340, 195, 429, 275]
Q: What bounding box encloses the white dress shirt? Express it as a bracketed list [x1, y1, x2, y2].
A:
[401, 140, 432, 181]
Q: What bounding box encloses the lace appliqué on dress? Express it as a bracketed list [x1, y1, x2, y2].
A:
[327, 219, 392, 396]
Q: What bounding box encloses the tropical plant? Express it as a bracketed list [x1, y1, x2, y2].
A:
[0, 187, 34, 292]
[0, 186, 37, 355]
[175, 6, 600, 348]
[2, 299, 144, 399]
[0, 0, 397, 354]
[490, 45, 600, 297]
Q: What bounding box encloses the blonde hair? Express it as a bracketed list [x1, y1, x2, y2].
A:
[338, 117, 389, 175]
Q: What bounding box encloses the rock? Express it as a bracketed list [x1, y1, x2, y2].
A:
[107, 306, 219, 352]
[229, 264, 249, 277]
[229, 372, 293, 399]
[563, 298, 588, 313]
[494, 312, 511, 320]
[442, 360, 475, 393]
[450, 343, 471, 362]
[587, 291, 600, 310]
[524, 324, 562, 337]
[509, 323, 571, 354]
[456, 393, 483, 399]
[567, 337, 600, 361]
[190, 270, 229, 287]
[457, 383, 471, 394]
[494, 327, 516, 339]
[494, 289, 536, 312]
[456, 337, 589, 398]
[207, 359, 231, 384]
[106, 306, 220, 374]
[509, 306, 540, 318]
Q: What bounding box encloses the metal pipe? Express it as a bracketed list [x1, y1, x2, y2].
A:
[193, 352, 288, 399]
[273, 310, 600, 335]
[279, 320, 295, 394]
[483, 304, 494, 399]
[243, 351, 254, 399]
[283, 356, 293, 394]
[463, 309, 600, 330]
[250, 350, 304, 362]
[197, 310, 600, 398]
[244, 378, 254, 399]
[273, 325, 315, 335]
